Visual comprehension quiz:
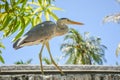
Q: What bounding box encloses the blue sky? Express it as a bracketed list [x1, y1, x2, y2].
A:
[1, 0, 120, 65]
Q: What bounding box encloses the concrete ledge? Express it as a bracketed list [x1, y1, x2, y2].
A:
[0, 65, 120, 80]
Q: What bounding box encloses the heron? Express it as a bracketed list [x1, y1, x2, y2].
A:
[13, 18, 84, 74]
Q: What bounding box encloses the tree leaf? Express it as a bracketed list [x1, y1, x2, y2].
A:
[116, 43, 120, 57]
[12, 27, 25, 42]
[25, 18, 31, 27]
[31, 18, 34, 27]
[21, 0, 27, 9]
[0, 4, 5, 10]
[42, 57, 52, 64]
[11, 20, 20, 35]
[0, 55, 5, 63]
[47, 9, 58, 21]
[14, 59, 32, 64]
[32, 0, 34, 2]
[20, 16, 25, 28]
[0, 13, 7, 25]
[38, 12, 42, 22]
[10, 0, 15, 7]
[0, 43, 5, 49]
[47, 0, 52, 4]
[50, 6, 63, 11]
[0, 15, 11, 31]
[33, 7, 42, 14]
[34, 16, 40, 25]
[38, 0, 42, 5]
[44, 11, 50, 21]
[28, 2, 39, 6]
[26, 59, 32, 64]
[5, 1, 9, 12]
[43, 0, 47, 7]
[3, 19, 15, 37]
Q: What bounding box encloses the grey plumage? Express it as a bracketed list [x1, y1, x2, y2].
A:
[13, 18, 83, 49]
[13, 21, 56, 49]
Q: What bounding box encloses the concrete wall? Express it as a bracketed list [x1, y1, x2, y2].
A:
[0, 65, 120, 80]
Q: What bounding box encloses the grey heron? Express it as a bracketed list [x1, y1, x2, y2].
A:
[13, 18, 84, 74]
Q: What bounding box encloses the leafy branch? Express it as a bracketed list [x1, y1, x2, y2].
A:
[0, 0, 62, 63]
[0, 40, 5, 63]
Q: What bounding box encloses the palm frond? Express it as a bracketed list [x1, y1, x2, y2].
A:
[61, 28, 107, 65]
[103, 13, 120, 23]
[116, 43, 120, 57]
[69, 28, 83, 43]
[60, 43, 73, 51]
[42, 57, 52, 64]
[64, 34, 75, 41]
[26, 59, 32, 64]
[14, 59, 32, 64]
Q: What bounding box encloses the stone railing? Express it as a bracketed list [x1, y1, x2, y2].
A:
[0, 65, 120, 80]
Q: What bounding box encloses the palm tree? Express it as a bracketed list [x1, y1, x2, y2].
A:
[103, 0, 120, 57]
[60, 28, 107, 65]
[103, 0, 120, 24]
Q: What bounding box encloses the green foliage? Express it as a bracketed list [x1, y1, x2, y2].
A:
[116, 43, 120, 57]
[61, 28, 107, 65]
[0, 0, 62, 62]
[42, 57, 52, 64]
[0, 40, 5, 63]
[42, 57, 59, 65]
[0, 0, 61, 42]
[14, 59, 32, 64]
[1, 0, 31, 40]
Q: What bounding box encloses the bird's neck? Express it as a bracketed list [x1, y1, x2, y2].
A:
[55, 22, 68, 36]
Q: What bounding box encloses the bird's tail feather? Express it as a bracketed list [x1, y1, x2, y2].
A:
[13, 35, 28, 50]
[13, 38, 22, 50]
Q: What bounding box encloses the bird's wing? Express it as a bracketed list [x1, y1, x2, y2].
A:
[25, 21, 56, 41]
[19, 21, 56, 47]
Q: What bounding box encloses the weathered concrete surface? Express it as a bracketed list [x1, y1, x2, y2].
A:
[0, 65, 120, 80]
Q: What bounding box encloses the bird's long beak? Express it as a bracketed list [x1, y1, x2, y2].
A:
[69, 20, 84, 25]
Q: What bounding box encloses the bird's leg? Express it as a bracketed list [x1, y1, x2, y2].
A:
[39, 43, 45, 75]
[45, 41, 64, 74]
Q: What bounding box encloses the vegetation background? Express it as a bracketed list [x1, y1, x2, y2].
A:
[0, 0, 120, 65]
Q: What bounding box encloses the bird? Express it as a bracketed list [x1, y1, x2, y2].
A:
[13, 18, 84, 74]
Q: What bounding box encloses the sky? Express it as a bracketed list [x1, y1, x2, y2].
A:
[1, 0, 120, 65]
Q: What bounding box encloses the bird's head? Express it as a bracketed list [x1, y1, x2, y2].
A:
[57, 18, 84, 25]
